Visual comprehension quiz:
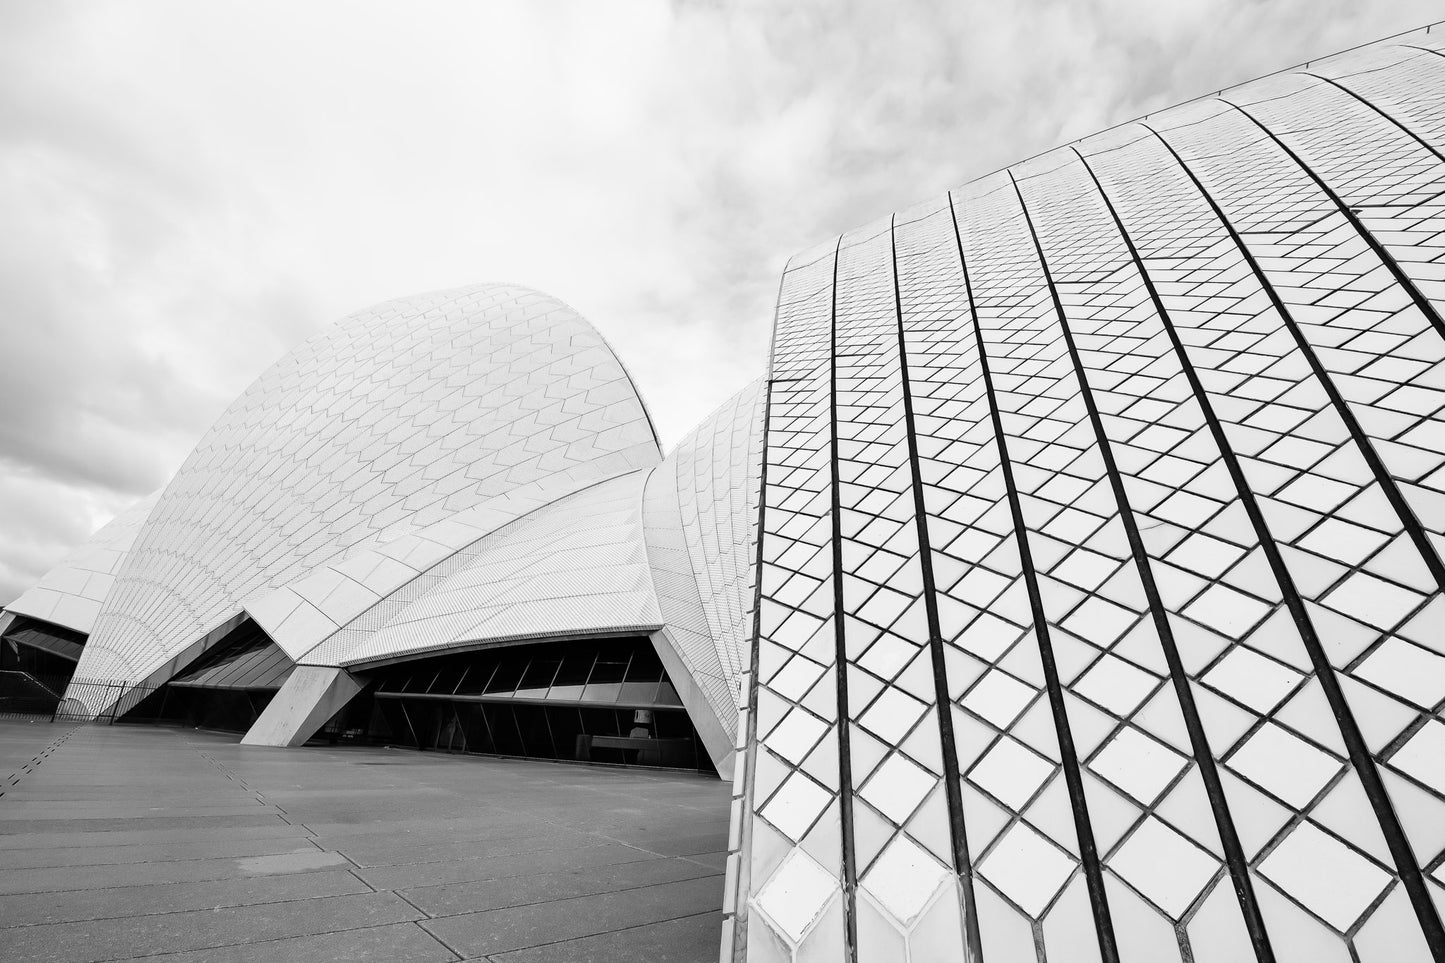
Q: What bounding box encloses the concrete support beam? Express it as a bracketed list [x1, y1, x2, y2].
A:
[241, 665, 363, 747]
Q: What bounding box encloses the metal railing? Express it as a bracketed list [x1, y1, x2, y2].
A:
[0, 670, 62, 719]
[0, 673, 166, 723]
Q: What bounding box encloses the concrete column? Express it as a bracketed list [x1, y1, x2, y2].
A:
[241, 665, 363, 747]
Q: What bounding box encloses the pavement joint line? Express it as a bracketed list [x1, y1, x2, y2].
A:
[678, 853, 726, 870]
[0, 725, 727, 958]
[412, 919, 466, 961]
[346, 866, 380, 895]
[1, 726, 80, 795]
[80, 919, 445, 963]
[423, 905, 722, 957]
[305, 834, 627, 871]
[340, 847, 666, 888]
[449, 798, 703, 862]
[0, 841, 324, 870]
[0, 876, 380, 928]
[391, 888, 432, 917]
[403, 866, 725, 921]
[332, 848, 371, 874]
[0, 852, 357, 896]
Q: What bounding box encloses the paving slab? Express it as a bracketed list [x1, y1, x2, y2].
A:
[421, 875, 724, 958]
[401, 855, 720, 917]
[5, 891, 421, 963]
[0, 848, 354, 895]
[0, 869, 370, 927]
[353, 841, 662, 891]
[106, 923, 458, 963]
[0, 820, 316, 851]
[0, 720, 728, 961]
[485, 911, 723, 963]
[0, 834, 320, 871]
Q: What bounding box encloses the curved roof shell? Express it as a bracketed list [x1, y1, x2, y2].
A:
[642, 377, 765, 742]
[4, 491, 159, 635]
[72, 284, 661, 689]
[728, 28, 1445, 963]
[308, 469, 662, 668]
[264, 377, 768, 772]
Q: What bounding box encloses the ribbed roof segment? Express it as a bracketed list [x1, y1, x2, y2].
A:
[728, 28, 1445, 963]
[5, 491, 158, 635]
[72, 284, 660, 689]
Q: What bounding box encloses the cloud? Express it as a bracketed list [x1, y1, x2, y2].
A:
[0, 0, 1438, 603]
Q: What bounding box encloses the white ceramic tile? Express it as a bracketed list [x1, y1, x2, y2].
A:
[860, 752, 936, 826]
[970, 737, 1054, 809]
[755, 846, 839, 943]
[760, 772, 833, 842]
[1075, 655, 1158, 717]
[979, 822, 1075, 917]
[1259, 821, 1391, 931]
[1389, 719, 1445, 795]
[1109, 815, 1218, 919]
[861, 833, 951, 925]
[1089, 726, 1188, 805]
[963, 670, 1036, 729]
[1202, 646, 1304, 714]
[1228, 723, 1341, 809]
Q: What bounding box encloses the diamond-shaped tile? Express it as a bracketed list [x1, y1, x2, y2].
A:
[1258, 821, 1391, 931]
[861, 834, 951, 926]
[1090, 726, 1188, 806]
[979, 822, 1075, 917]
[756, 846, 840, 943]
[1202, 646, 1303, 714]
[1228, 723, 1341, 809]
[1184, 582, 1273, 636]
[760, 772, 832, 842]
[860, 687, 928, 744]
[970, 737, 1053, 809]
[1074, 654, 1158, 717]
[1109, 816, 1218, 919]
[1390, 719, 1445, 795]
[962, 670, 1035, 729]
[860, 752, 936, 826]
[1356, 638, 1445, 712]
[1323, 570, 1425, 633]
[768, 709, 830, 766]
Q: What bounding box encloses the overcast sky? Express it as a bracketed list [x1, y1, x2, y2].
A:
[1, 0, 1440, 605]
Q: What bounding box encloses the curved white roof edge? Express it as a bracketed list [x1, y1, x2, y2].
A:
[5, 491, 160, 636]
[70, 283, 661, 700]
[642, 377, 766, 744]
[249, 448, 657, 661]
[312, 471, 662, 667]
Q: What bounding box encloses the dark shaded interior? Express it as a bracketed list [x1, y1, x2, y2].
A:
[328, 636, 714, 773]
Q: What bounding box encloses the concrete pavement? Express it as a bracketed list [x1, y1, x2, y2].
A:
[0, 720, 729, 962]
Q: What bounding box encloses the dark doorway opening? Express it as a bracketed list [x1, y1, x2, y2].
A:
[330, 636, 714, 774]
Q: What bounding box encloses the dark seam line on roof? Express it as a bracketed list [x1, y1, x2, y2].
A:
[946, 188, 1121, 963]
[1221, 96, 1445, 347]
[1401, 43, 1445, 61]
[733, 265, 788, 959]
[888, 213, 984, 961]
[828, 233, 861, 963]
[1069, 145, 1279, 963]
[1012, 165, 1223, 959]
[1197, 103, 1445, 599]
[1301, 72, 1445, 166]
[1145, 122, 1445, 962]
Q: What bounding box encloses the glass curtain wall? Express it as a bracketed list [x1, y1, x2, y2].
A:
[363, 636, 712, 772]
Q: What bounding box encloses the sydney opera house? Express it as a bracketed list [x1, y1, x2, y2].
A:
[6, 23, 1445, 963]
